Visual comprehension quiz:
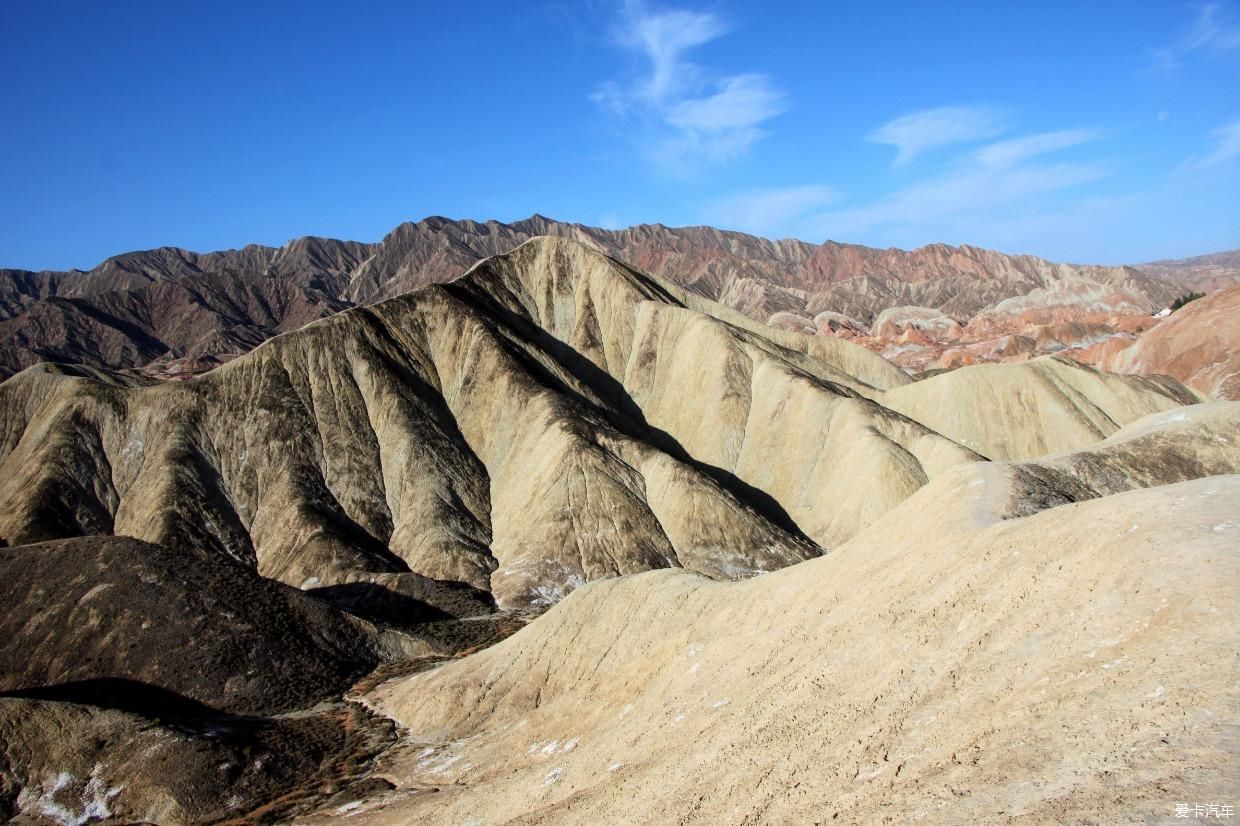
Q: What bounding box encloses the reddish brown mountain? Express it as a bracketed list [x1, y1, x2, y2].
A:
[1137, 249, 1240, 293]
[0, 215, 1224, 382]
[1099, 285, 1240, 399]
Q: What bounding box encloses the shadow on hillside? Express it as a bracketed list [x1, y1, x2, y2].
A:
[307, 581, 456, 626]
[444, 279, 819, 548]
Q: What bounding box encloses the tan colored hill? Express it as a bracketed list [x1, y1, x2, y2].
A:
[0, 238, 959, 610]
[304, 403, 1240, 825]
[879, 355, 1201, 460]
[1100, 285, 1240, 400]
[0, 238, 1197, 609]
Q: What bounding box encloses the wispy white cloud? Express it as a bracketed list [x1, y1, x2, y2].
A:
[593, 2, 787, 170]
[702, 125, 1108, 249]
[972, 128, 1102, 168]
[1178, 118, 1240, 170]
[702, 185, 839, 236]
[867, 105, 1008, 166]
[810, 147, 1107, 239]
[1149, 2, 1240, 70]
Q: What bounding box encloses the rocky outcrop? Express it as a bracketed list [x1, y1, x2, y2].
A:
[0, 534, 413, 824]
[872, 305, 964, 341]
[1, 238, 1198, 611]
[0, 536, 398, 715]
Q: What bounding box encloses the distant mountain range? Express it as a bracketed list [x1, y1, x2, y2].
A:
[2, 215, 1235, 382]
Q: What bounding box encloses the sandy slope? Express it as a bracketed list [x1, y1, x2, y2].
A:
[304, 403, 1240, 825]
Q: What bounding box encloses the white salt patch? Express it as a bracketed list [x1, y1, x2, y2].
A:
[543, 767, 564, 786]
[28, 767, 121, 826]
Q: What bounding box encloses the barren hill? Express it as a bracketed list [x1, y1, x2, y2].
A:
[320, 403, 1240, 825]
[1100, 284, 1240, 400]
[1, 216, 1213, 382]
[0, 238, 1196, 609]
[0, 238, 1233, 824]
[1138, 249, 1240, 293]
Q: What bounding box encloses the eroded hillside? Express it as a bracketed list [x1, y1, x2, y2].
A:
[0, 238, 1233, 825]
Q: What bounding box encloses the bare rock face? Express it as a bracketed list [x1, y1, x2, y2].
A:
[0, 534, 411, 824]
[871, 305, 964, 341]
[878, 356, 1200, 460]
[1099, 285, 1240, 400]
[0, 697, 396, 824]
[0, 239, 368, 378]
[0, 238, 1205, 611]
[812, 309, 867, 336]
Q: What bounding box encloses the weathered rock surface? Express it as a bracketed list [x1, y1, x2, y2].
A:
[306, 403, 1240, 825]
[0, 685, 398, 824]
[878, 356, 1201, 460]
[0, 533, 421, 824]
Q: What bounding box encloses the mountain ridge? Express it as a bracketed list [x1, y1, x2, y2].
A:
[0, 236, 1197, 611]
[3, 215, 1229, 384]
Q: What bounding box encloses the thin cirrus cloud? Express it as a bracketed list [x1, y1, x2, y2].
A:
[973, 129, 1103, 168]
[1178, 118, 1240, 171]
[1149, 2, 1240, 70]
[866, 105, 1009, 166]
[592, 2, 787, 169]
[705, 121, 1107, 246]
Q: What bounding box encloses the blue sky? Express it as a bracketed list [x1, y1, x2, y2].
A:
[1, 0, 1237, 270]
